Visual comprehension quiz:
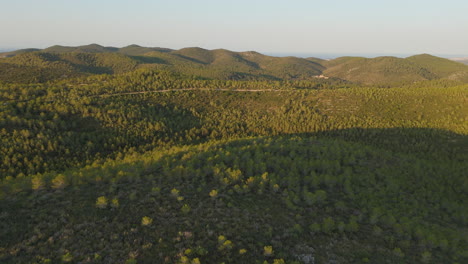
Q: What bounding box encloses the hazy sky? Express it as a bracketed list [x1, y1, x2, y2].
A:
[1, 0, 467, 56]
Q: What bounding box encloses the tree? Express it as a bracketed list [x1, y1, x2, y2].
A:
[141, 216, 153, 226]
[51, 174, 67, 189]
[95, 196, 108, 209]
[209, 189, 218, 198]
[263, 245, 274, 257]
[322, 217, 335, 233]
[31, 175, 45, 190]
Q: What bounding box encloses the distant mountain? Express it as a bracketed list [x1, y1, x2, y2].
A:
[42, 44, 174, 56]
[0, 45, 326, 82]
[450, 57, 468, 65]
[407, 54, 468, 80]
[0, 48, 40, 58]
[323, 54, 468, 85]
[0, 51, 138, 83]
[169, 47, 324, 79]
[43, 43, 117, 53]
[1, 44, 468, 84]
[118, 44, 173, 55]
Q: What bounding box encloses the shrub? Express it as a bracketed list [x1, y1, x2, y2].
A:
[263, 245, 274, 256]
[151, 186, 161, 195]
[218, 235, 226, 242]
[272, 184, 280, 193]
[309, 222, 321, 234]
[31, 175, 45, 190]
[218, 239, 233, 251]
[337, 221, 346, 233]
[51, 174, 67, 189]
[125, 258, 137, 264]
[273, 259, 286, 264]
[194, 246, 208, 256]
[111, 198, 119, 208]
[129, 190, 137, 201]
[314, 190, 327, 204]
[61, 252, 73, 262]
[95, 196, 108, 209]
[346, 218, 359, 233]
[373, 226, 383, 236]
[209, 189, 218, 198]
[141, 216, 153, 226]
[322, 217, 335, 233]
[181, 204, 191, 214]
[439, 239, 449, 251]
[421, 251, 432, 263]
[292, 223, 303, 235]
[393, 247, 404, 257]
[171, 188, 180, 197]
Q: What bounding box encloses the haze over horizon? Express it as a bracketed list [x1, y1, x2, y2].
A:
[1, 0, 467, 56]
[1, 44, 467, 60]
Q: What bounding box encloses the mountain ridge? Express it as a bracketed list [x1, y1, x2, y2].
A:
[1, 44, 468, 85]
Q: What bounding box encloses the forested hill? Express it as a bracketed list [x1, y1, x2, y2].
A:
[1, 44, 468, 263]
[1, 44, 468, 85]
[323, 54, 468, 85]
[0, 44, 324, 82]
[1, 85, 467, 263]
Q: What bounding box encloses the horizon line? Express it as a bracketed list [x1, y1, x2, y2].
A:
[1, 44, 467, 60]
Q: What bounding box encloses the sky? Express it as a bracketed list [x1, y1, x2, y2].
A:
[1, 0, 467, 57]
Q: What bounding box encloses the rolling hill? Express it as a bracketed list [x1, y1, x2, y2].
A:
[0, 52, 139, 82]
[42, 44, 173, 56]
[0, 48, 41, 58]
[323, 54, 468, 85]
[2, 133, 466, 263]
[407, 54, 468, 81]
[0, 45, 326, 82]
[2, 44, 468, 85]
[0, 44, 467, 263]
[0, 85, 467, 263]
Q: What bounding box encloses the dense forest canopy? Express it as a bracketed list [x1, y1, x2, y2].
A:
[0, 45, 467, 264]
[2, 44, 468, 85]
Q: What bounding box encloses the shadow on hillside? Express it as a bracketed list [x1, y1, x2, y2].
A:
[37, 53, 116, 75]
[0, 100, 204, 178]
[173, 54, 210, 65]
[290, 127, 467, 161]
[2, 126, 466, 264]
[175, 127, 466, 162]
[130, 56, 168, 65]
[135, 127, 467, 184]
[225, 71, 281, 81]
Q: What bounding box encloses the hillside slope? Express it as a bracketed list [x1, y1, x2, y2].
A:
[407, 54, 468, 81]
[324, 55, 468, 85]
[0, 52, 467, 263]
[0, 45, 327, 82]
[1, 134, 467, 263]
[0, 52, 138, 82]
[2, 45, 468, 85]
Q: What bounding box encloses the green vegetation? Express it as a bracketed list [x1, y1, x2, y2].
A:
[0, 45, 467, 263]
[323, 54, 468, 85]
[2, 44, 467, 85]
